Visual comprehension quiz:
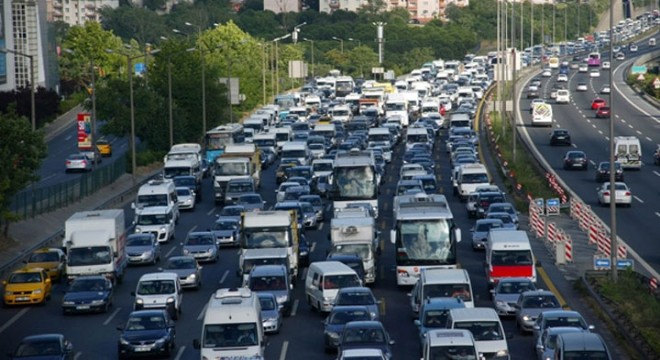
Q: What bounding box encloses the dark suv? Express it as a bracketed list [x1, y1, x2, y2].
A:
[595, 161, 624, 182]
[224, 178, 256, 205]
[550, 129, 572, 146]
[475, 191, 507, 219]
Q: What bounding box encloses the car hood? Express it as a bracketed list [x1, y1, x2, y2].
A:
[261, 309, 279, 320]
[64, 290, 109, 302]
[212, 230, 236, 238]
[26, 262, 59, 271]
[521, 307, 561, 318]
[163, 269, 196, 277]
[184, 245, 215, 252]
[121, 329, 169, 342]
[126, 246, 154, 254]
[494, 293, 520, 303]
[5, 283, 44, 292]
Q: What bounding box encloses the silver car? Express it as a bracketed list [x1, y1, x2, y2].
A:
[257, 292, 282, 334]
[65, 153, 92, 173]
[299, 201, 319, 229]
[471, 219, 504, 250]
[160, 255, 202, 289]
[491, 278, 537, 316]
[236, 193, 266, 212]
[211, 217, 241, 247]
[515, 290, 562, 333]
[536, 327, 588, 360]
[486, 202, 519, 225]
[181, 231, 218, 263]
[126, 233, 161, 265]
[486, 212, 518, 230]
[176, 187, 196, 210]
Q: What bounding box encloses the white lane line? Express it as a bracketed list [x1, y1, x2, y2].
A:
[279, 341, 289, 360]
[65, 135, 73, 141]
[656, 212, 660, 219]
[636, 130, 642, 135]
[628, 124, 634, 129]
[0, 308, 29, 334]
[621, 119, 626, 123]
[325, 204, 331, 211]
[647, 137, 653, 142]
[219, 270, 229, 284]
[206, 207, 216, 216]
[571, 143, 578, 148]
[592, 124, 597, 128]
[188, 225, 198, 234]
[74, 353, 83, 360]
[290, 299, 300, 317]
[174, 345, 186, 360]
[318, 222, 324, 231]
[598, 130, 603, 135]
[605, 136, 610, 141]
[237, 249, 241, 255]
[197, 302, 209, 320]
[653, 171, 660, 177]
[165, 246, 177, 258]
[633, 196, 644, 204]
[589, 160, 596, 166]
[310, 242, 317, 253]
[104, 307, 122, 325]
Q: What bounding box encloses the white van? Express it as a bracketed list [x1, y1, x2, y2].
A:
[305, 261, 362, 313]
[406, 127, 431, 151]
[447, 308, 510, 360]
[422, 329, 481, 360]
[330, 105, 353, 123]
[410, 268, 475, 316]
[614, 136, 642, 169]
[457, 164, 491, 201]
[281, 141, 312, 166]
[194, 288, 265, 359]
[133, 205, 177, 243]
[133, 179, 180, 223]
[269, 127, 293, 151]
[132, 272, 182, 320]
[555, 89, 570, 104]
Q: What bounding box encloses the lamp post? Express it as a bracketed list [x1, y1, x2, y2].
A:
[261, 42, 267, 104]
[332, 36, 344, 54]
[273, 34, 291, 95]
[160, 36, 175, 147]
[373, 22, 387, 64]
[184, 22, 207, 137]
[348, 38, 362, 47]
[303, 38, 315, 78]
[292, 22, 307, 44]
[0, 48, 35, 130]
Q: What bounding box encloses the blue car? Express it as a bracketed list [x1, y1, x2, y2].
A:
[117, 310, 176, 359]
[323, 306, 374, 353]
[62, 276, 114, 314]
[413, 297, 466, 350]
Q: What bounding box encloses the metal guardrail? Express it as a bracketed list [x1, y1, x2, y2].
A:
[11, 156, 127, 219]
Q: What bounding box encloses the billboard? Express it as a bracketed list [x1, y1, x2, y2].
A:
[0, 0, 6, 85]
[77, 113, 92, 150]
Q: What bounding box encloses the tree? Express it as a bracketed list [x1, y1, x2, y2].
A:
[0, 109, 47, 237]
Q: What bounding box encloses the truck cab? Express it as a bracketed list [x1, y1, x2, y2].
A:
[134, 206, 176, 243]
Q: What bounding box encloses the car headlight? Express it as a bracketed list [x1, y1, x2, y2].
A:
[496, 349, 509, 357]
[62, 300, 74, 305]
[523, 315, 531, 321]
[166, 296, 175, 304]
[183, 249, 190, 255]
[159, 226, 167, 233]
[325, 331, 339, 339]
[91, 299, 105, 305]
[495, 300, 506, 307]
[188, 273, 197, 280]
[144, 251, 153, 257]
[33, 289, 42, 295]
[120, 337, 130, 345]
[323, 296, 333, 302]
[136, 298, 144, 305]
[276, 295, 288, 304]
[155, 338, 166, 346]
[135, 227, 142, 233]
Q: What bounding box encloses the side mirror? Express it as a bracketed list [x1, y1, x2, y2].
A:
[588, 325, 595, 330]
[536, 344, 544, 351]
[192, 339, 201, 349]
[414, 319, 421, 327]
[131, 202, 136, 209]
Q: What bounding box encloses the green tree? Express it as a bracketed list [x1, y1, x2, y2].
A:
[98, 6, 169, 45]
[0, 109, 47, 236]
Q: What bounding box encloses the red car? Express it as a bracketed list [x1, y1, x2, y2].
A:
[591, 98, 607, 110]
[595, 106, 611, 118]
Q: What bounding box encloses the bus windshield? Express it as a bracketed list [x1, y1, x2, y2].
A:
[396, 219, 455, 265]
[333, 166, 377, 199]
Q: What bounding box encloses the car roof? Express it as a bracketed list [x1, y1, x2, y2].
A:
[344, 320, 384, 329]
[422, 297, 465, 310]
[19, 333, 65, 343]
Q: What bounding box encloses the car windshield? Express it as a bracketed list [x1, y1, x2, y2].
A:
[424, 284, 472, 302]
[127, 236, 153, 247]
[186, 234, 215, 245]
[342, 327, 386, 344]
[213, 221, 238, 231]
[126, 315, 167, 331]
[176, 188, 191, 196]
[476, 222, 503, 232]
[329, 309, 371, 325]
[136, 280, 176, 295]
[249, 275, 287, 291]
[336, 291, 375, 306]
[497, 281, 535, 294]
[203, 323, 258, 348]
[428, 346, 478, 359]
[28, 252, 59, 262]
[492, 250, 533, 265]
[69, 278, 107, 292]
[454, 321, 504, 341]
[543, 316, 587, 329]
[522, 295, 560, 308]
[165, 258, 195, 270]
[220, 207, 244, 216]
[239, 195, 261, 204]
[259, 296, 277, 311]
[15, 340, 62, 356]
[323, 275, 361, 290]
[9, 272, 43, 283]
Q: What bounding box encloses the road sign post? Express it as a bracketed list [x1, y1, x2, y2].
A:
[593, 255, 634, 270]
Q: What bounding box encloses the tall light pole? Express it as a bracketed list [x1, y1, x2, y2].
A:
[273, 34, 291, 95]
[332, 36, 344, 54]
[292, 22, 307, 44]
[348, 38, 362, 47]
[184, 22, 207, 137]
[608, 0, 618, 283]
[303, 38, 315, 78]
[261, 42, 267, 104]
[160, 36, 175, 147]
[373, 22, 387, 64]
[0, 48, 35, 130]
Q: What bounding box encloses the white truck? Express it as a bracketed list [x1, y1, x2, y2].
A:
[456, 163, 491, 200]
[63, 210, 127, 284]
[385, 93, 410, 127]
[213, 144, 261, 204]
[531, 102, 553, 127]
[329, 216, 379, 284]
[614, 136, 642, 169]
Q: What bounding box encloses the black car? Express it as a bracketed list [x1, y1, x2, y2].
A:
[563, 151, 589, 170]
[338, 321, 394, 359]
[117, 310, 176, 359]
[550, 129, 572, 146]
[9, 333, 74, 360]
[298, 235, 310, 268]
[62, 275, 114, 314]
[595, 161, 624, 182]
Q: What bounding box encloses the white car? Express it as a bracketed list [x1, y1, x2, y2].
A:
[576, 82, 588, 92]
[612, 46, 621, 53]
[602, 61, 611, 69]
[589, 70, 601, 78]
[600, 85, 611, 94]
[176, 187, 196, 210]
[541, 69, 552, 77]
[597, 182, 632, 207]
[615, 52, 626, 60]
[629, 44, 638, 52]
[578, 64, 588, 73]
[557, 74, 568, 82]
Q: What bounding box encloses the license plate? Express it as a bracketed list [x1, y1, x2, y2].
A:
[16, 297, 29, 301]
[135, 346, 150, 352]
[572, 163, 582, 167]
[76, 305, 90, 310]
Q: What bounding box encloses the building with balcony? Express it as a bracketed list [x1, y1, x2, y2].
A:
[48, 0, 119, 25]
[319, 0, 366, 13]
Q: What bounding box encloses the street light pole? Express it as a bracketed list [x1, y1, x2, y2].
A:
[185, 22, 207, 137]
[348, 38, 361, 47]
[332, 37, 344, 54]
[168, 58, 173, 147]
[0, 48, 35, 130]
[90, 57, 97, 170]
[273, 34, 291, 95]
[262, 43, 267, 104]
[128, 55, 136, 180]
[303, 38, 315, 79]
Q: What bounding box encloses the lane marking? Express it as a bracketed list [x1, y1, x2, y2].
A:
[0, 308, 29, 334]
[633, 196, 644, 204]
[621, 119, 626, 123]
[197, 302, 209, 320]
[636, 130, 642, 135]
[318, 222, 324, 231]
[165, 246, 177, 258]
[290, 299, 299, 317]
[74, 353, 82, 360]
[571, 143, 578, 148]
[325, 204, 331, 211]
[598, 130, 603, 135]
[537, 266, 569, 310]
[104, 307, 122, 325]
[628, 124, 634, 129]
[219, 270, 229, 284]
[206, 207, 216, 216]
[653, 171, 660, 177]
[656, 212, 660, 218]
[188, 225, 198, 234]
[592, 124, 597, 129]
[174, 345, 186, 360]
[310, 242, 317, 254]
[589, 160, 596, 166]
[279, 341, 289, 360]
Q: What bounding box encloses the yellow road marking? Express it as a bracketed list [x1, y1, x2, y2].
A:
[537, 265, 570, 310]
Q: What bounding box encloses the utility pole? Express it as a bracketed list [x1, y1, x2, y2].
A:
[608, 0, 618, 283]
[373, 22, 387, 64]
[512, 2, 517, 163]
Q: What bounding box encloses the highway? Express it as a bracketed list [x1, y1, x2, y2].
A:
[0, 121, 624, 359]
[518, 40, 660, 274]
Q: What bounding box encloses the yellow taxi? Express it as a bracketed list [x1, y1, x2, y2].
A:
[96, 138, 112, 157]
[3, 267, 52, 306]
[25, 248, 66, 281]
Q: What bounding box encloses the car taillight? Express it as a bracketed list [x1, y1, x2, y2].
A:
[82, 160, 87, 165]
[603, 191, 609, 196]
[625, 191, 631, 196]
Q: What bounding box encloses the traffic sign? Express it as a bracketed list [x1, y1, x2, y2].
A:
[593, 256, 634, 270]
[631, 65, 647, 74]
[637, 73, 645, 81]
[594, 257, 610, 269]
[546, 198, 560, 216]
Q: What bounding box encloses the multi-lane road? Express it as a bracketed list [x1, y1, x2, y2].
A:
[518, 40, 660, 275]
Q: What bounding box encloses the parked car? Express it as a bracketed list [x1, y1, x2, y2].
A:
[62, 275, 114, 314]
[117, 309, 176, 358]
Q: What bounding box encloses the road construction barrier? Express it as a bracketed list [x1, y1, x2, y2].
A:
[548, 222, 557, 243]
[650, 278, 658, 291]
[564, 236, 573, 262]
